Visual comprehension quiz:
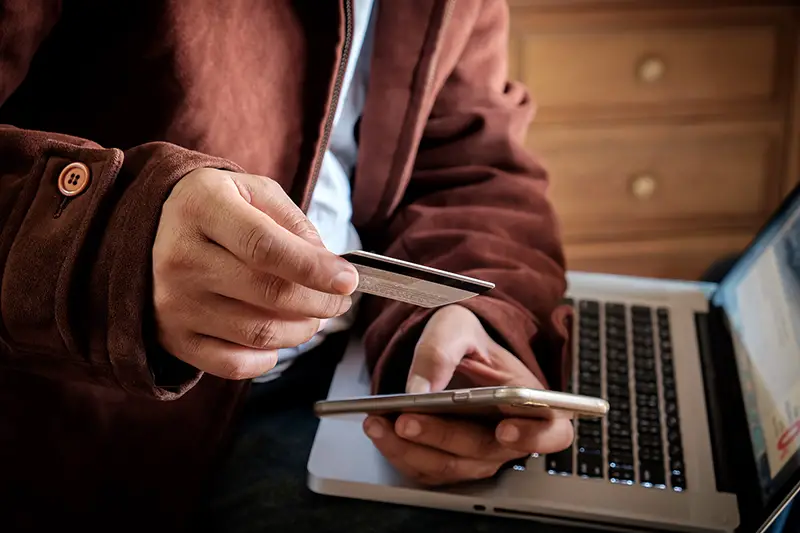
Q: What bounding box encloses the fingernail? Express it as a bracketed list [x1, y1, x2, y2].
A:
[364, 417, 384, 439]
[332, 266, 358, 294]
[406, 375, 431, 394]
[498, 424, 520, 443]
[400, 418, 422, 438]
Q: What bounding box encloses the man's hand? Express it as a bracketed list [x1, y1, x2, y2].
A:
[152, 168, 359, 380]
[363, 305, 573, 485]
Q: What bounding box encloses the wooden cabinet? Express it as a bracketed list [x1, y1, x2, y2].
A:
[508, 0, 800, 280]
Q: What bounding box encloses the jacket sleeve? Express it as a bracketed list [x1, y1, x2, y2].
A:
[363, 0, 573, 394]
[0, 3, 244, 399]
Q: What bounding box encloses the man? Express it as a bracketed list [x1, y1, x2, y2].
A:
[0, 0, 573, 531]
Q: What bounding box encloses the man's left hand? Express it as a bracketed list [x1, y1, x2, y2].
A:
[363, 304, 574, 486]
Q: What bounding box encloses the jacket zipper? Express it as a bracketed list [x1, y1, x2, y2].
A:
[301, 0, 353, 212]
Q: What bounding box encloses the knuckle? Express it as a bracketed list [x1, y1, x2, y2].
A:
[176, 187, 207, 222]
[318, 293, 348, 318]
[218, 359, 252, 381]
[156, 244, 195, 279]
[299, 319, 320, 344]
[245, 320, 279, 350]
[263, 276, 295, 307]
[477, 431, 500, 457]
[432, 425, 456, 451]
[416, 343, 450, 365]
[240, 225, 270, 264]
[474, 463, 502, 480]
[432, 457, 459, 480]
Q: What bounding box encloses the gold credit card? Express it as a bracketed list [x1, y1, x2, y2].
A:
[340, 250, 495, 308]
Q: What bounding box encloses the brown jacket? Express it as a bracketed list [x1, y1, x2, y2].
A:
[0, 0, 570, 530]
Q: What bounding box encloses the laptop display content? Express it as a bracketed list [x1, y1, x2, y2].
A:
[713, 187, 800, 530]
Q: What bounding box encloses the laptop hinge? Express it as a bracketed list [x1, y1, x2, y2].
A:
[696, 305, 763, 510]
[695, 309, 736, 494]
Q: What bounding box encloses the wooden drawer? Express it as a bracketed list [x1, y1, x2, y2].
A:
[507, 6, 791, 122]
[531, 120, 782, 240]
[565, 233, 754, 280]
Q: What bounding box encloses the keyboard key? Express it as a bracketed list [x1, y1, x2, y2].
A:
[546, 448, 573, 475]
[580, 371, 601, 386]
[607, 373, 629, 386]
[637, 407, 659, 421]
[579, 300, 600, 316]
[606, 302, 626, 316]
[637, 394, 658, 409]
[665, 401, 679, 416]
[579, 338, 600, 352]
[577, 453, 603, 478]
[578, 422, 602, 439]
[639, 447, 663, 462]
[580, 359, 600, 373]
[639, 460, 666, 486]
[671, 474, 686, 491]
[607, 348, 628, 363]
[610, 468, 635, 483]
[609, 453, 634, 470]
[578, 436, 602, 453]
[608, 438, 632, 453]
[580, 384, 601, 397]
[607, 384, 629, 398]
[636, 382, 658, 395]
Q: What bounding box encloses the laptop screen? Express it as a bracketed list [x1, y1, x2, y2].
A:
[713, 187, 800, 512]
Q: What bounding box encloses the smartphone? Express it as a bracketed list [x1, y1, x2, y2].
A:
[314, 386, 609, 421]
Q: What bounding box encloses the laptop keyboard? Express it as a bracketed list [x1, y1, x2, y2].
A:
[544, 299, 687, 492]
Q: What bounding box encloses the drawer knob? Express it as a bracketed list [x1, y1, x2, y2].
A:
[631, 174, 657, 200]
[637, 56, 666, 83]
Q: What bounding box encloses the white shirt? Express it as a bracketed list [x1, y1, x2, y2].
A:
[254, 0, 375, 382]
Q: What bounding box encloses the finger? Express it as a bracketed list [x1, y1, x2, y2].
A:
[165, 334, 279, 381]
[496, 418, 575, 455]
[188, 242, 353, 319]
[196, 178, 358, 295]
[406, 338, 468, 394]
[363, 416, 502, 485]
[228, 173, 323, 246]
[406, 305, 486, 394]
[394, 414, 526, 463]
[185, 294, 320, 351]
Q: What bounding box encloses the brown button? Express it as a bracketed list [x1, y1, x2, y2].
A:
[57, 162, 91, 197]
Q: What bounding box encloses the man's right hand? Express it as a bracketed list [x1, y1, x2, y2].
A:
[152, 168, 359, 380]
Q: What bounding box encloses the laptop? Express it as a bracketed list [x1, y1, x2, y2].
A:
[307, 183, 800, 533]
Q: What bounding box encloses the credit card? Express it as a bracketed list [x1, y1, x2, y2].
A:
[340, 250, 495, 308]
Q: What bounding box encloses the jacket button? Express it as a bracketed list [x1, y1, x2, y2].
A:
[57, 162, 91, 197]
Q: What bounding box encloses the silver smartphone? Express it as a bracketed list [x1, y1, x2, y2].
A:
[314, 386, 609, 421]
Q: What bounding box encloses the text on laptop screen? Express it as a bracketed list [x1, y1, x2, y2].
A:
[714, 192, 800, 503]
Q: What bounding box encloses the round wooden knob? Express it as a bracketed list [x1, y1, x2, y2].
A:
[637, 56, 666, 83]
[631, 174, 657, 200]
